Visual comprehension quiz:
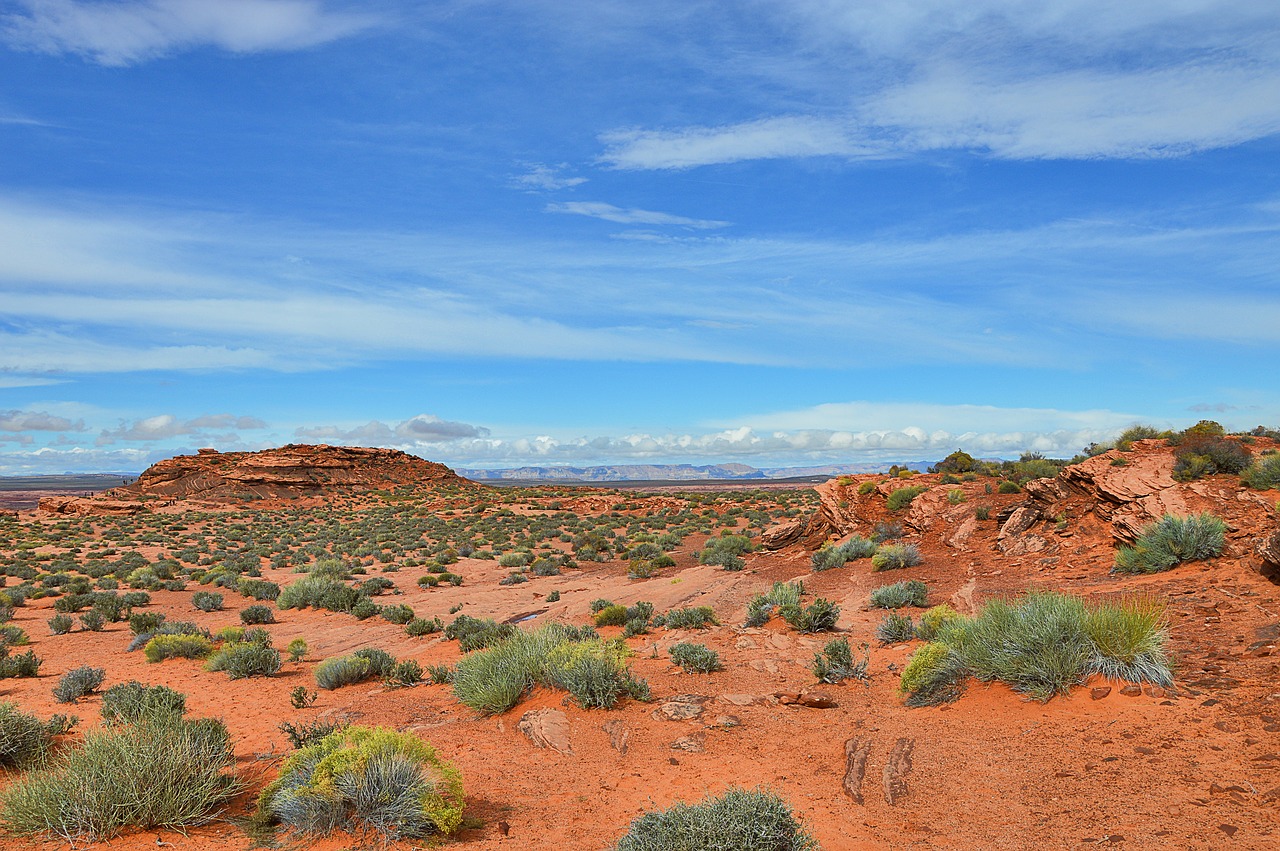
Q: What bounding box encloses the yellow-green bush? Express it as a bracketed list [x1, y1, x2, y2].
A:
[143, 634, 213, 663]
[256, 725, 464, 841]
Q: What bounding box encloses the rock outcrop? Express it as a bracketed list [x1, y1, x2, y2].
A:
[38, 444, 473, 514]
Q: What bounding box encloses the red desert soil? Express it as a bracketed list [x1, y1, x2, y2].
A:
[2, 442, 1279, 850]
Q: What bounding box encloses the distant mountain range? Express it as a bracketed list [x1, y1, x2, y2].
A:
[456, 461, 907, 482]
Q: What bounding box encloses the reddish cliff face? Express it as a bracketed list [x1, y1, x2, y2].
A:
[37, 444, 475, 513]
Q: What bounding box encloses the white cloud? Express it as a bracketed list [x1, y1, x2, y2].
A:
[0, 409, 84, 432]
[547, 201, 729, 229]
[512, 163, 588, 191]
[599, 116, 871, 170]
[3, 0, 379, 66]
[96, 412, 266, 444]
[597, 2, 1280, 166]
[295, 414, 490, 444]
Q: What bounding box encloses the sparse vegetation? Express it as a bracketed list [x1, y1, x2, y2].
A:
[898, 592, 1172, 706]
[255, 726, 464, 841]
[886, 485, 927, 512]
[52, 665, 105, 703]
[869, 579, 927, 609]
[1113, 513, 1226, 574]
[810, 536, 876, 571]
[875, 612, 915, 645]
[871, 543, 923, 571]
[812, 636, 867, 684]
[612, 787, 819, 851]
[669, 642, 721, 673]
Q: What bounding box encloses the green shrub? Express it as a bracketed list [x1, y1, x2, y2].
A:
[856, 480, 876, 495]
[286, 638, 307, 662]
[350, 597, 380, 620]
[669, 642, 721, 673]
[452, 626, 647, 714]
[612, 787, 818, 851]
[237, 578, 280, 601]
[595, 604, 629, 627]
[48, 614, 73, 635]
[779, 598, 839, 633]
[240, 604, 276, 625]
[277, 577, 361, 613]
[78, 611, 105, 632]
[0, 649, 41, 679]
[143, 634, 213, 663]
[997, 481, 1021, 494]
[915, 604, 961, 641]
[53, 666, 105, 704]
[405, 616, 443, 637]
[426, 664, 453, 684]
[871, 543, 923, 571]
[206, 642, 282, 679]
[810, 536, 876, 571]
[1116, 425, 1165, 451]
[353, 648, 396, 678]
[278, 718, 345, 749]
[289, 686, 317, 709]
[698, 534, 753, 568]
[744, 582, 803, 627]
[255, 726, 464, 840]
[384, 659, 423, 688]
[191, 591, 223, 612]
[875, 612, 915, 645]
[1241, 453, 1280, 490]
[444, 615, 514, 652]
[869, 579, 927, 609]
[1172, 437, 1252, 481]
[128, 611, 165, 635]
[380, 604, 415, 625]
[898, 592, 1172, 706]
[974, 506, 990, 521]
[315, 655, 373, 690]
[659, 606, 719, 630]
[886, 486, 927, 512]
[100, 681, 186, 723]
[1114, 513, 1226, 574]
[0, 702, 56, 768]
[812, 637, 867, 683]
[0, 714, 238, 840]
[546, 590, 561, 603]
[947, 488, 965, 505]
[870, 522, 903, 543]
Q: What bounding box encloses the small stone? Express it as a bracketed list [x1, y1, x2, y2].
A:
[1119, 684, 1143, 697]
[719, 694, 762, 706]
[654, 701, 704, 722]
[1134, 746, 1156, 755]
[1091, 686, 1112, 700]
[796, 691, 837, 709]
[713, 715, 741, 728]
[670, 735, 705, 753]
[774, 691, 800, 705]
[1209, 782, 1249, 795]
[1218, 825, 1238, 838]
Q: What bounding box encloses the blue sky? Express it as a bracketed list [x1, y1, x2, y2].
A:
[2, 1, 1279, 474]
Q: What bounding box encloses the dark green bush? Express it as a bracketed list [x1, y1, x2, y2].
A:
[206, 642, 281, 679]
[191, 591, 223, 612]
[278, 717, 345, 749]
[886, 486, 927, 512]
[612, 787, 818, 851]
[1240, 453, 1280, 490]
[405, 616, 443, 637]
[350, 597, 380, 620]
[237, 578, 280, 601]
[380, 604, 415, 625]
[240, 604, 276, 625]
[810, 537, 876, 571]
[1172, 437, 1251, 481]
[659, 606, 718, 630]
[812, 637, 867, 684]
[669, 642, 721, 673]
[353, 648, 396, 678]
[48, 614, 73, 635]
[779, 598, 839, 633]
[997, 481, 1021, 494]
[444, 615, 514, 652]
[128, 611, 165, 635]
[100, 681, 186, 724]
[78, 610, 105, 632]
[0, 649, 41, 679]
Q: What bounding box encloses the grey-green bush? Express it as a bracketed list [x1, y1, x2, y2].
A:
[812, 637, 867, 684]
[0, 714, 238, 840]
[869, 579, 928, 609]
[52, 666, 105, 704]
[191, 591, 223, 612]
[612, 787, 819, 851]
[100, 681, 186, 723]
[1113, 513, 1226, 574]
[240, 604, 276, 625]
[669, 642, 721, 673]
[0, 702, 55, 768]
[871, 543, 923, 571]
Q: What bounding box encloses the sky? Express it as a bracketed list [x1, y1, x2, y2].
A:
[2, 0, 1279, 475]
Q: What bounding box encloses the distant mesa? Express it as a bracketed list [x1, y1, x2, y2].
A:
[37, 444, 471, 514]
